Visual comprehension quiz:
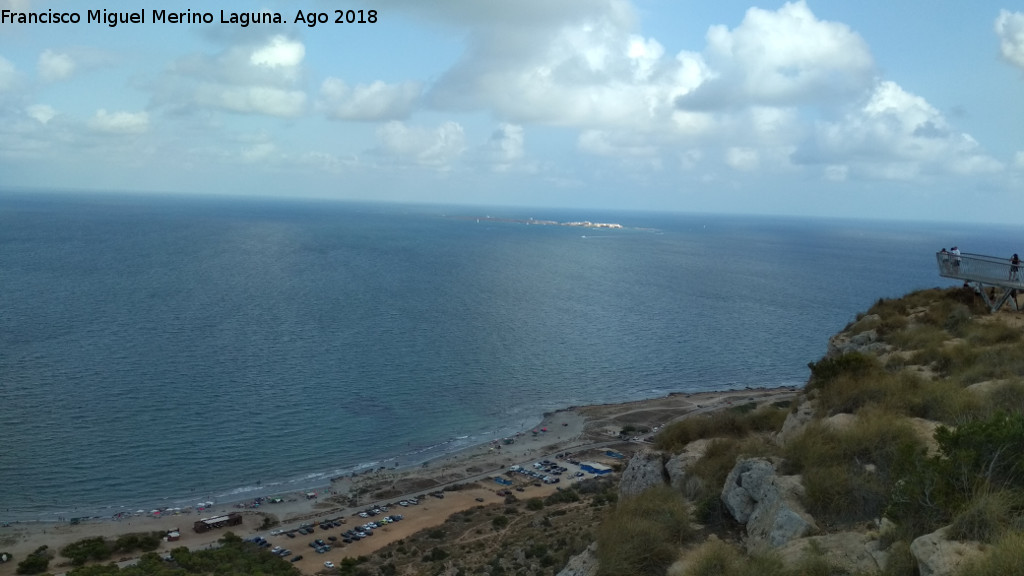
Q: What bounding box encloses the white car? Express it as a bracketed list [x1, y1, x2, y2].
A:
[324, 561, 335, 568]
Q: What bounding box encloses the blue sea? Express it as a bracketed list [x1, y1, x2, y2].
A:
[0, 191, 1016, 522]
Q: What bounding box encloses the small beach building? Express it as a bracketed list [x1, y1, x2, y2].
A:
[193, 512, 242, 533]
[579, 462, 613, 475]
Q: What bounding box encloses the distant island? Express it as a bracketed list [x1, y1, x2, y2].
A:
[459, 215, 624, 229]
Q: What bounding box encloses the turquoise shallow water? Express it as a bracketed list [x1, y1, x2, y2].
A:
[0, 191, 1013, 521]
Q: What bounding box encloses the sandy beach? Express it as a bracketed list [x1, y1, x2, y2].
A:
[0, 386, 797, 576]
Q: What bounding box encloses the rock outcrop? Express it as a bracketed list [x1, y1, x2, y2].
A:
[556, 542, 599, 576]
[827, 315, 889, 357]
[775, 399, 816, 447]
[910, 527, 985, 576]
[778, 532, 884, 574]
[619, 450, 669, 498]
[721, 458, 817, 550]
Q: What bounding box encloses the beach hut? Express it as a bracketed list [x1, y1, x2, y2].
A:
[193, 512, 242, 533]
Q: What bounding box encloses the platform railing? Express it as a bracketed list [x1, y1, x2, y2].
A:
[936, 252, 1024, 287]
[937, 252, 1024, 312]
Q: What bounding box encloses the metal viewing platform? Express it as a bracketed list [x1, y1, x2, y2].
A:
[936, 251, 1023, 312]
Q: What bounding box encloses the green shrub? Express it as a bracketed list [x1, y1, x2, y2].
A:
[886, 443, 953, 540]
[935, 411, 1024, 495]
[15, 546, 50, 575]
[806, 352, 881, 390]
[62, 536, 112, 566]
[491, 515, 509, 530]
[545, 488, 580, 505]
[525, 498, 544, 511]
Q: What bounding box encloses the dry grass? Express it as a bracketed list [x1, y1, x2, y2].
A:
[957, 531, 1024, 576]
[596, 486, 695, 576]
[654, 404, 788, 453]
[783, 408, 924, 525]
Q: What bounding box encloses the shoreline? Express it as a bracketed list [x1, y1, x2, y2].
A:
[0, 385, 798, 576]
[1, 384, 795, 526]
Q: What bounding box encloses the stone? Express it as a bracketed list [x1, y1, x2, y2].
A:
[619, 450, 668, 499]
[910, 526, 985, 576]
[665, 452, 699, 493]
[721, 458, 817, 549]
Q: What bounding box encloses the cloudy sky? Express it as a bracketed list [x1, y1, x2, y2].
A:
[1, 0, 1022, 222]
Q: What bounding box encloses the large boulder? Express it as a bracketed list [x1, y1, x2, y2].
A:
[910, 526, 985, 576]
[619, 450, 668, 499]
[556, 542, 599, 576]
[721, 458, 817, 550]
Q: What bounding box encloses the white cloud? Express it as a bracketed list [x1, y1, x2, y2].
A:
[679, 1, 874, 109]
[90, 109, 149, 134]
[198, 85, 306, 117]
[26, 104, 56, 124]
[38, 50, 74, 81]
[318, 78, 420, 121]
[996, 10, 1024, 69]
[795, 81, 1001, 178]
[479, 123, 525, 170]
[1016, 151, 1024, 169]
[428, 0, 710, 132]
[154, 34, 307, 118]
[374, 121, 465, 170]
[250, 35, 305, 68]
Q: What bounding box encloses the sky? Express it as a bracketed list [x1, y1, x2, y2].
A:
[1, 0, 1022, 222]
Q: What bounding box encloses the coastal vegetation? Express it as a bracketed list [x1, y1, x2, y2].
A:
[61, 533, 298, 575]
[14, 546, 49, 575]
[589, 287, 1024, 576]
[61, 533, 164, 566]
